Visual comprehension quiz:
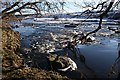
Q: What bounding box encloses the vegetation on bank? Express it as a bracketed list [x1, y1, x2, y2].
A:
[0, 0, 119, 79]
[0, 15, 69, 80]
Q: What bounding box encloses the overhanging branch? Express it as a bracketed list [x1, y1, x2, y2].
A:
[2, 2, 42, 18]
[81, 1, 115, 43]
[2, 2, 20, 14]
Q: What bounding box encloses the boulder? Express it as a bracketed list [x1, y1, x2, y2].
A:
[86, 36, 95, 42]
[47, 54, 77, 71]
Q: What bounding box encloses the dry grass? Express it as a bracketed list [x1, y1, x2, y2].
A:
[0, 15, 69, 80]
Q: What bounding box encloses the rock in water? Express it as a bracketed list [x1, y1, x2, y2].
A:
[108, 27, 118, 31]
[86, 36, 95, 42]
[115, 30, 120, 33]
[50, 33, 58, 41]
[47, 54, 77, 71]
[58, 58, 77, 71]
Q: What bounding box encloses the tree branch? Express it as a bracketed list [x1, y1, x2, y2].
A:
[2, 2, 20, 13]
[81, 1, 115, 43]
[2, 2, 41, 18]
[72, 1, 107, 18]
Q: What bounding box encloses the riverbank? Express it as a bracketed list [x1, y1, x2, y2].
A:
[0, 15, 69, 80]
[1, 14, 120, 79]
[12, 15, 120, 79]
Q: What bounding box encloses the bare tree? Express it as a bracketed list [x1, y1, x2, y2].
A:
[73, 0, 117, 44]
[0, 0, 64, 18]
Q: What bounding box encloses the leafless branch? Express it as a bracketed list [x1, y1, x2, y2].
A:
[2, 2, 20, 13]
[1, 2, 42, 18]
[81, 1, 115, 43]
[73, 1, 107, 18]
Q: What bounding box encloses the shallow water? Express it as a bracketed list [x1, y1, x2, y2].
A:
[13, 18, 120, 78]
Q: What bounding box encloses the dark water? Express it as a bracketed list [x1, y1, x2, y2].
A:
[13, 18, 120, 79]
[76, 38, 118, 78]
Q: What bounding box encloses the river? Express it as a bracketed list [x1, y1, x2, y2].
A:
[12, 17, 120, 79]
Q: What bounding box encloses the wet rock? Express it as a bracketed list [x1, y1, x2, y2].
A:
[86, 36, 95, 42]
[115, 30, 120, 33]
[49, 32, 58, 41]
[28, 29, 84, 54]
[108, 27, 118, 31]
[31, 42, 56, 53]
[19, 48, 31, 54]
[15, 25, 20, 28]
[58, 57, 77, 71]
[47, 54, 77, 71]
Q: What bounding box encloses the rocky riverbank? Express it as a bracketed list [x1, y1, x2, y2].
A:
[0, 15, 69, 80]
[1, 14, 119, 79]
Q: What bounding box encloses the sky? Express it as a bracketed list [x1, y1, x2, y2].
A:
[49, 0, 119, 13]
[1, 0, 119, 13]
[47, 0, 108, 13]
[55, 0, 106, 13]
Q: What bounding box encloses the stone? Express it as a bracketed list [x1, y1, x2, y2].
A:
[47, 54, 77, 71]
[115, 30, 120, 33]
[58, 57, 77, 71]
[86, 36, 95, 42]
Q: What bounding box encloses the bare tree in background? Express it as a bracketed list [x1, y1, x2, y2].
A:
[0, 0, 64, 18]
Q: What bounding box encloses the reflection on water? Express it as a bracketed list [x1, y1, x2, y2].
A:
[13, 18, 120, 78]
[108, 42, 120, 78]
[59, 36, 119, 78]
[77, 42, 117, 78]
[71, 35, 119, 78]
